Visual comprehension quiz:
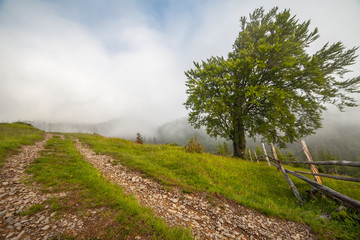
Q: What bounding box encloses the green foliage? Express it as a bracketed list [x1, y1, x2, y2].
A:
[185, 136, 204, 153]
[255, 145, 263, 156]
[13, 121, 33, 127]
[135, 132, 143, 144]
[284, 151, 303, 168]
[75, 133, 360, 239]
[184, 7, 360, 157]
[223, 141, 229, 155]
[275, 147, 286, 162]
[20, 204, 44, 216]
[331, 209, 358, 227]
[0, 123, 43, 167]
[218, 141, 230, 156]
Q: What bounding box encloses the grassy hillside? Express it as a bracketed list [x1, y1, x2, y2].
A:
[0, 123, 191, 239]
[1, 123, 359, 239]
[26, 135, 191, 239]
[0, 122, 44, 167]
[74, 133, 360, 240]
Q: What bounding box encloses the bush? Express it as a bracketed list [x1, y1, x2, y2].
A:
[135, 132, 143, 144]
[218, 141, 230, 156]
[185, 136, 203, 153]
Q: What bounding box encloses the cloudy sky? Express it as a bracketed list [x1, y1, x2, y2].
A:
[1, 0, 360, 126]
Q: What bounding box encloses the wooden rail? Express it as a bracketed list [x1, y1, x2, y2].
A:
[263, 157, 360, 212]
[275, 160, 360, 167]
[294, 171, 360, 183]
[255, 140, 360, 213]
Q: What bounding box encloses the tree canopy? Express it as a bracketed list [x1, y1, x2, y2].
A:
[184, 7, 360, 158]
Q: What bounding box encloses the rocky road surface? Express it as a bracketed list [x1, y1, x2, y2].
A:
[0, 134, 71, 240]
[0, 134, 317, 239]
[73, 138, 317, 240]
[1, 135, 114, 240]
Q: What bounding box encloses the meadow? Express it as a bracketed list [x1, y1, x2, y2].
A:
[1, 123, 359, 239]
[0, 122, 43, 167]
[73, 133, 360, 240]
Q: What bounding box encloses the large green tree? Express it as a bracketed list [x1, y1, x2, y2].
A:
[184, 7, 360, 158]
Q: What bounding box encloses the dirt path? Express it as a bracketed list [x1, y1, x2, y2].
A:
[0, 135, 97, 240]
[73, 138, 317, 240]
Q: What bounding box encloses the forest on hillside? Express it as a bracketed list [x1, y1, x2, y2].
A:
[30, 108, 360, 177]
[154, 118, 360, 159]
[153, 112, 360, 177]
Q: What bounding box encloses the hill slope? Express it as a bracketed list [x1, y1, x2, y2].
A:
[74, 133, 360, 240]
[1, 123, 359, 239]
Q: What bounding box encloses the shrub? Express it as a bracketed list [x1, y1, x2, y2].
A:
[185, 136, 203, 153]
[135, 132, 143, 144]
[218, 141, 230, 156]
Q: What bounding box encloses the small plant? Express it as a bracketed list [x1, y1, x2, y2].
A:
[167, 143, 179, 147]
[218, 141, 230, 156]
[135, 132, 143, 144]
[47, 197, 63, 211]
[20, 204, 44, 216]
[185, 136, 203, 153]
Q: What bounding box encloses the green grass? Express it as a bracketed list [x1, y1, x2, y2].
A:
[20, 204, 45, 216]
[26, 135, 192, 239]
[0, 123, 44, 167]
[73, 133, 360, 240]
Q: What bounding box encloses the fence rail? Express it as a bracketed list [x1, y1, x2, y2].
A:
[254, 140, 360, 212]
[274, 160, 360, 167]
[294, 171, 360, 183]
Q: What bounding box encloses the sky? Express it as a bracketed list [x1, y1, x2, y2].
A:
[1, 0, 360, 127]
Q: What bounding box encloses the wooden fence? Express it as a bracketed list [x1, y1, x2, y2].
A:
[252, 140, 360, 212]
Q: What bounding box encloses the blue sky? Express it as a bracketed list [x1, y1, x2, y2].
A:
[0, 0, 359, 133]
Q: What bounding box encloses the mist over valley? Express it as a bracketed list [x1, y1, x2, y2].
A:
[30, 106, 360, 165]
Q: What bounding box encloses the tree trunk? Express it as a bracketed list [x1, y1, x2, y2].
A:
[232, 120, 246, 158]
[232, 133, 246, 158]
[233, 141, 246, 158]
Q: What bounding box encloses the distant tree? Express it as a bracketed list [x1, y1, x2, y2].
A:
[186, 136, 204, 153]
[255, 145, 263, 156]
[275, 147, 286, 162]
[184, 7, 360, 158]
[325, 150, 339, 174]
[285, 151, 302, 168]
[217, 142, 224, 155]
[135, 132, 143, 144]
[285, 151, 297, 161]
[218, 141, 230, 156]
[223, 141, 230, 155]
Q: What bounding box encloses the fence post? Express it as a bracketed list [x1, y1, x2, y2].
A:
[269, 143, 303, 203]
[269, 143, 278, 162]
[262, 143, 271, 166]
[270, 143, 280, 172]
[248, 149, 253, 162]
[254, 150, 259, 163]
[301, 140, 322, 185]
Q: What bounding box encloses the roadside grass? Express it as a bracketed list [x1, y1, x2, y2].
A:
[73, 133, 360, 240]
[25, 135, 192, 239]
[20, 204, 45, 216]
[0, 123, 43, 167]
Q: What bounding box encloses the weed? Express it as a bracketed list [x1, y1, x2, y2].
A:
[185, 136, 203, 153]
[181, 188, 193, 194]
[47, 197, 64, 211]
[20, 204, 44, 216]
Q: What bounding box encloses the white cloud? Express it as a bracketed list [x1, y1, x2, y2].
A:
[0, 0, 359, 127]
